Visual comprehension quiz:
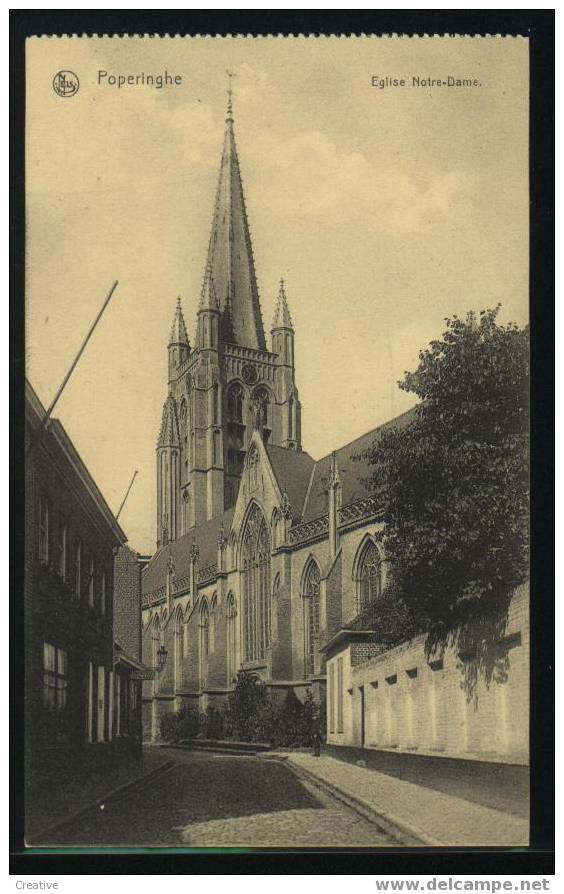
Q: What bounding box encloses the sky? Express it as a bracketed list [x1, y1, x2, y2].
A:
[26, 36, 529, 554]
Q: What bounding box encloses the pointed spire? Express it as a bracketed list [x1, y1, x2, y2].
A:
[200, 81, 267, 351]
[169, 296, 190, 347]
[272, 278, 294, 330]
[199, 263, 220, 312]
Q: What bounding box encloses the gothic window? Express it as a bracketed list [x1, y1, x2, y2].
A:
[303, 559, 321, 677]
[210, 593, 218, 653]
[225, 480, 235, 510]
[182, 489, 190, 535]
[200, 601, 210, 688]
[356, 540, 383, 614]
[179, 398, 188, 435]
[288, 397, 294, 439]
[248, 444, 259, 489]
[152, 617, 161, 693]
[227, 383, 244, 424]
[242, 505, 271, 662]
[226, 593, 238, 683]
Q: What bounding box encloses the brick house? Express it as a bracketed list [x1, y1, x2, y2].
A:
[25, 380, 127, 771]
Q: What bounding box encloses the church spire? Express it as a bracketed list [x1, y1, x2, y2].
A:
[201, 75, 267, 351]
[272, 278, 294, 331]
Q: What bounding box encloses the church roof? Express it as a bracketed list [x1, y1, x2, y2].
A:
[301, 406, 418, 521]
[142, 508, 235, 596]
[202, 99, 266, 350]
[266, 444, 316, 518]
[157, 395, 180, 449]
[271, 279, 294, 331]
[169, 296, 189, 347]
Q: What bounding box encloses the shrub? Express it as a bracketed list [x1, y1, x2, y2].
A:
[159, 711, 179, 743]
[175, 704, 201, 740]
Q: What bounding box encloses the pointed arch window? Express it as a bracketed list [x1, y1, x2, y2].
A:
[242, 505, 271, 662]
[356, 540, 383, 614]
[226, 593, 237, 683]
[200, 601, 210, 689]
[288, 397, 294, 439]
[303, 560, 321, 677]
[227, 383, 244, 425]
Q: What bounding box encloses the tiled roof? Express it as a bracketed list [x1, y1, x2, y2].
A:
[142, 507, 235, 595]
[266, 444, 316, 519]
[302, 407, 418, 521]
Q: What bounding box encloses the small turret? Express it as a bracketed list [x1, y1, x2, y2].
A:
[197, 266, 221, 350]
[271, 278, 294, 367]
[168, 296, 190, 382]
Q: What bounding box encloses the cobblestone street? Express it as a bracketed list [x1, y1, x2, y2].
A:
[40, 749, 391, 848]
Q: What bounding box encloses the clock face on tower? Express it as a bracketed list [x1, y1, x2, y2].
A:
[242, 363, 258, 385]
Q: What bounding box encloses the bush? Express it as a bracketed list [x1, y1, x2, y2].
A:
[159, 711, 179, 743]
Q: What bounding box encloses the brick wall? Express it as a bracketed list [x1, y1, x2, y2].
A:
[113, 546, 141, 659]
[327, 586, 529, 766]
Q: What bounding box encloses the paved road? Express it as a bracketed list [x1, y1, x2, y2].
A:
[43, 748, 391, 848]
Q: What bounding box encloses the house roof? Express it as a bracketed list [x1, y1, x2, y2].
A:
[26, 379, 127, 546]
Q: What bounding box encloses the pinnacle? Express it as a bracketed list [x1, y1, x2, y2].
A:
[271, 278, 294, 330]
[169, 296, 190, 347]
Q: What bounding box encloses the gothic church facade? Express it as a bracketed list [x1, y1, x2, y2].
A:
[141, 96, 529, 778]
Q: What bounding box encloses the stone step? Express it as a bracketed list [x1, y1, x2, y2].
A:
[173, 738, 272, 755]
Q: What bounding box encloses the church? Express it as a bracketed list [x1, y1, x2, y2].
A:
[140, 93, 529, 787]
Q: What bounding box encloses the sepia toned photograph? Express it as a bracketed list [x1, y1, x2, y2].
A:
[23, 33, 532, 851]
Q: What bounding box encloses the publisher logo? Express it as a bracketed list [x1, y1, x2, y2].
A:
[53, 71, 79, 98]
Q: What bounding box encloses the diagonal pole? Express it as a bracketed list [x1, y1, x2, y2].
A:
[27, 280, 119, 456]
[116, 469, 138, 522]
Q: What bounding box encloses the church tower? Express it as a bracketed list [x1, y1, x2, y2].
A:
[156, 83, 302, 546]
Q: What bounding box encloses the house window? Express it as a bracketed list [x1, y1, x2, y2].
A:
[38, 494, 50, 565]
[337, 657, 344, 733]
[242, 505, 271, 662]
[356, 540, 383, 613]
[100, 569, 107, 616]
[88, 556, 95, 607]
[74, 539, 82, 600]
[58, 520, 67, 580]
[43, 643, 68, 741]
[303, 559, 321, 677]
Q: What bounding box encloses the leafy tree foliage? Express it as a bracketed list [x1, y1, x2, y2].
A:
[361, 307, 529, 638]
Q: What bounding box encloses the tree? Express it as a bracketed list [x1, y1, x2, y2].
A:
[361, 307, 529, 640]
